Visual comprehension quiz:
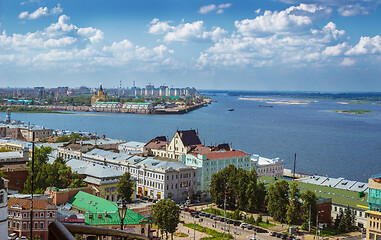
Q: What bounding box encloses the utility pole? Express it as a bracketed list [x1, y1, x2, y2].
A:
[309, 204, 311, 232]
[315, 211, 319, 240]
[293, 153, 296, 180]
[223, 192, 226, 237]
[193, 215, 196, 240]
[30, 132, 35, 240]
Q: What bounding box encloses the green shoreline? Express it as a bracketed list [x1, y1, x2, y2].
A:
[332, 110, 372, 115]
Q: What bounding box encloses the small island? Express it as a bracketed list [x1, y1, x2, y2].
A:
[332, 110, 373, 115]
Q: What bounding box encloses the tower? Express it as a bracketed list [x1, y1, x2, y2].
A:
[5, 108, 10, 123]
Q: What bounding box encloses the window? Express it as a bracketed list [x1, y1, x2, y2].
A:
[40, 212, 44, 217]
[23, 222, 27, 229]
[34, 222, 38, 229]
[35, 212, 38, 218]
[40, 222, 44, 229]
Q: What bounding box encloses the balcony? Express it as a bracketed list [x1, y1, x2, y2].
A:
[48, 221, 149, 240]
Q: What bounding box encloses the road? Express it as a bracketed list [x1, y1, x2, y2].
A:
[180, 212, 278, 240]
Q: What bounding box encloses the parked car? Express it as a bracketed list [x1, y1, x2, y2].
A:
[8, 233, 17, 240]
[194, 214, 200, 218]
[270, 232, 277, 236]
[179, 206, 185, 210]
[233, 221, 241, 226]
[188, 209, 196, 213]
[281, 234, 287, 240]
[247, 225, 254, 230]
[226, 219, 233, 224]
[240, 223, 249, 228]
[219, 217, 225, 222]
[210, 214, 216, 219]
[276, 233, 282, 238]
[287, 235, 295, 240]
[205, 213, 211, 218]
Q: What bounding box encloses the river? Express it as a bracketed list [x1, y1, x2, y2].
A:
[4, 94, 381, 182]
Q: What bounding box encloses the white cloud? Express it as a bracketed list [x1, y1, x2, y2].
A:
[340, 58, 356, 66]
[255, 9, 261, 14]
[199, 4, 217, 14]
[148, 19, 174, 35]
[338, 4, 369, 16]
[346, 36, 381, 55]
[18, 4, 62, 20]
[322, 42, 349, 56]
[148, 19, 227, 43]
[199, 3, 232, 14]
[0, 14, 177, 71]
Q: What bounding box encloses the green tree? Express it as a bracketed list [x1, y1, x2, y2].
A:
[301, 190, 317, 230]
[116, 172, 134, 203]
[286, 182, 302, 225]
[266, 180, 290, 223]
[153, 199, 180, 240]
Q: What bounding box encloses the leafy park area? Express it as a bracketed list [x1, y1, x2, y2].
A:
[183, 223, 232, 240]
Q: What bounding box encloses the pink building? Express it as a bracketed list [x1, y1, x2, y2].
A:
[8, 198, 57, 240]
[252, 155, 283, 178]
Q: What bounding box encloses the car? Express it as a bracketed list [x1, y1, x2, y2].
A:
[199, 212, 206, 216]
[16, 238, 28, 240]
[270, 232, 277, 236]
[226, 219, 233, 224]
[194, 214, 200, 218]
[188, 209, 196, 213]
[240, 223, 249, 228]
[184, 207, 189, 211]
[213, 216, 221, 221]
[205, 213, 211, 218]
[233, 221, 241, 226]
[179, 206, 185, 210]
[219, 217, 225, 222]
[276, 233, 282, 238]
[250, 238, 257, 240]
[195, 211, 201, 214]
[287, 235, 295, 240]
[247, 225, 254, 230]
[8, 233, 17, 240]
[210, 214, 216, 219]
[281, 234, 287, 240]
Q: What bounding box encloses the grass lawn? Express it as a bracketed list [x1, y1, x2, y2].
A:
[174, 232, 189, 237]
[183, 223, 233, 240]
[258, 222, 276, 228]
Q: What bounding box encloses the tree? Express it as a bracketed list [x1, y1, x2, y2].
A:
[116, 172, 134, 203]
[266, 180, 289, 223]
[286, 182, 302, 225]
[153, 199, 180, 240]
[301, 190, 317, 230]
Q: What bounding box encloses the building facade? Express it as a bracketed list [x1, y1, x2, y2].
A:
[0, 178, 8, 238]
[252, 155, 284, 178]
[91, 83, 108, 105]
[367, 175, 381, 240]
[180, 150, 251, 193]
[8, 198, 57, 240]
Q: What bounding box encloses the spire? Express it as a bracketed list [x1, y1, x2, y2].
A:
[100, 83, 103, 91]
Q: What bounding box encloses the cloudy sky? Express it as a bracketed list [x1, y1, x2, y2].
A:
[1, 0, 380, 91]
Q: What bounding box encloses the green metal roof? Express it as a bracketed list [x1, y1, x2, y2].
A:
[68, 191, 150, 226]
[259, 176, 368, 210]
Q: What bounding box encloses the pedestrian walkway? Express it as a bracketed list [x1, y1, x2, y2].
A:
[174, 223, 211, 240]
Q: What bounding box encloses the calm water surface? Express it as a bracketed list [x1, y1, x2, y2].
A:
[5, 95, 381, 182]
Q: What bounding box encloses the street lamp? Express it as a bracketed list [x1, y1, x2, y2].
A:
[118, 198, 128, 231]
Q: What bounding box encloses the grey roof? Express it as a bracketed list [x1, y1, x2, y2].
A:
[81, 139, 125, 146]
[83, 176, 119, 185]
[298, 175, 368, 193]
[119, 141, 145, 148]
[137, 158, 191, 171]
[66, 158, 123, 179]
[0, 151, 24, 159]
[84, 149, 146, 165]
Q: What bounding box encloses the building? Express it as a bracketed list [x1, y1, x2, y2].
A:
[82, 149, 198, 201]
[0, 178, 8, 238]
[57, 142, 94, 160]
[180, 150, 251, 193]
[68, 191, 150, 237]
[145, 130, 206, 160]
[91, 83, 108, 105]
[121, 102, 154, 113]
[0, 123, 53, 141]
[260, 175, 369, 228]
[366, 174, 381, 240]
[8, 198, 58, 240]
[65, 159, 126, 202]
[118, 141, 145, 154]
[45, 186, 95, 206]
[0, 148, 29, 192]
[252, 155, 284, 178]
[298, 175, 369, 193]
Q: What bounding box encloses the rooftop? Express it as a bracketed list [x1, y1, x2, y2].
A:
[298, 175, 368, 193]
[206, 150, 250, 160]
[259, 176, 368, 210]
[177, 130, 201, 146]
[8, 198, 55, 210]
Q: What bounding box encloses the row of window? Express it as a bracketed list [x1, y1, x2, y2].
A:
[9, 211, 55, 218]
[166, 181, 195, 190]
[369, 220, 381, 230]
[9, 221, 47, 230]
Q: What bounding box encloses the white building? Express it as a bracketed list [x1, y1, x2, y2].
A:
[251, 155, 283, 178]
[118, 141, 145, 154]
[81, 149, 198, 201]
[0, 178, 8, 238]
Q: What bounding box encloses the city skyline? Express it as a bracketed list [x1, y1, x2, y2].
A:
[1, 0, 381, 91]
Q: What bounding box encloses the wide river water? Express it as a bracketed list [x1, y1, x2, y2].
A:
[4, 94, 381, 182]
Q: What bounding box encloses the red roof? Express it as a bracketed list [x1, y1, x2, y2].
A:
[8, 198, 53, 210]
[206, 150, 250, 160]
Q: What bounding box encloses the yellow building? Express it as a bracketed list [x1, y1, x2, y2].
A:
[367, 175, 381, 240]
[91, 83, 108, 105]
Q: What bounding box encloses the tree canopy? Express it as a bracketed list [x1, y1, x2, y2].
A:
[153, 199, 180, 240]
[116, 172, 134, 203]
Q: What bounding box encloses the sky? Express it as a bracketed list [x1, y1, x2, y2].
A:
[0, 0, 380, 91]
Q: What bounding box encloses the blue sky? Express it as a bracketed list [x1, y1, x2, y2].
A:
[0, 0, 380, 91]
